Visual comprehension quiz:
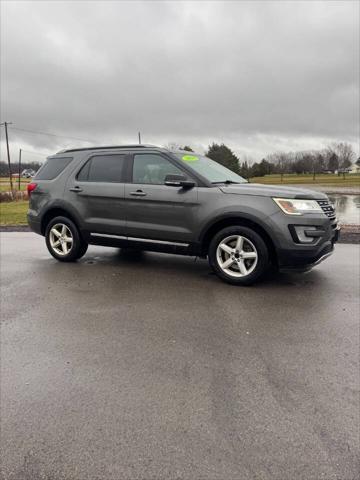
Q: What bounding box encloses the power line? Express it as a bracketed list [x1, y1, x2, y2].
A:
[9, 126, 96, 143]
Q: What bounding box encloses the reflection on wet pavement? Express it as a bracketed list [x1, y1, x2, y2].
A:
[328, 195, 360, 224]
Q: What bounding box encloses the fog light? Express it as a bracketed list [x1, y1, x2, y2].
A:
[293, 226, 324, 244]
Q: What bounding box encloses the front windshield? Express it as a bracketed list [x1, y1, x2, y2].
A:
[174, 152, 247, 184]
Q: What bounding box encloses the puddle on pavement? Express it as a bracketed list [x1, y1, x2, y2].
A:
[328, 194, 360, 224]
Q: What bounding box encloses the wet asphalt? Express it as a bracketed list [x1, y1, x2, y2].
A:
[1, 233, 359, 480]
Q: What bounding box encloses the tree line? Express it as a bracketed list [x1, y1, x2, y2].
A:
[0, 161, 42, 176]
[205, 142, 358, 179]
[1, 142, 358, 179]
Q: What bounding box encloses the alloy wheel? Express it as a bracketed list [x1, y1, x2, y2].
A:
[216, 235, 258, 278]
[49, 223, 73, 256]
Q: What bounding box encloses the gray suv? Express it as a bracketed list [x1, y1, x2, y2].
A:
[27, 145, 339, 285]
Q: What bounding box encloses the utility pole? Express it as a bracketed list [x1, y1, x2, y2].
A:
[138, 131, 141, 145]
[18, 148, 22, 190]
[0, 121, 14, 195]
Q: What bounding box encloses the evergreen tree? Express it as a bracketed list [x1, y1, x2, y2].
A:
[239, 161, 250, 179]
[206, 143, 240, 174]
[327, 153, 339, 173]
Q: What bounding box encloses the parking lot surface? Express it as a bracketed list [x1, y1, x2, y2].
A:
[1, 233, 359, 480]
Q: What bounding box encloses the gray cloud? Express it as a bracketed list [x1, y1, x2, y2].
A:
[1, 0, 359, 162]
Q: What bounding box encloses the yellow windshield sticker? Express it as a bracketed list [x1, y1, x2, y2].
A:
[182, 155, 198, 162]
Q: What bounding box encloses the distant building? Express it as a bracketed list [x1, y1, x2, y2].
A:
[21, 169, 36, 178]
[349, 162, 360, 174]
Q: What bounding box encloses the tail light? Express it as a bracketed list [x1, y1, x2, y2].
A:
[27, 183, 37, 196]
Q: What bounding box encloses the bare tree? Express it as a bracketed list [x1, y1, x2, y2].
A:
[164, 142, 181, 151]
[326, 142, 354, 173]
[267, 152, 292, 181]
[333, 142, 355, 169]
[325, 146, 338, 173]
[312, 151, 326, 179]
[261, 143, 355, 179]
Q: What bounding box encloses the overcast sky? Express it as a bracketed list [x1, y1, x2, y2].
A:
[1, 0, 359, 164]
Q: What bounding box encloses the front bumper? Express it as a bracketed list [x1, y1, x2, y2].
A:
[278, 225, 340, 272]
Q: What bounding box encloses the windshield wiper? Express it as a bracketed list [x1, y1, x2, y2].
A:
[211, 180, 241, 184]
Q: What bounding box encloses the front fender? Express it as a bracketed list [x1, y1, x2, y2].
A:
[197, 195, 281, 247]
[199, 210, 278, 244]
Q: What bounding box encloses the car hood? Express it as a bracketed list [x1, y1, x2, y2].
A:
[219, 183, 328, 200]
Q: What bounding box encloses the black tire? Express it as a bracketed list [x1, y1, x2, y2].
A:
[45, 216, 88, 262]
[208, 225, 269, 285]
[77, 241, 89, 259]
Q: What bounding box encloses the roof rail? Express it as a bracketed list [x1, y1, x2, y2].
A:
[57, 144, 159, 154]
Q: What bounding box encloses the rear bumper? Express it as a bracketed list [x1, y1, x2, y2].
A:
[27, 212, 42, 235]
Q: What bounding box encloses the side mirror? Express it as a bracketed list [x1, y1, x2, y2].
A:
[164, 174, 195, 189]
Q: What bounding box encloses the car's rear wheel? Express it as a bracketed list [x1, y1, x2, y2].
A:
[45, 216, 88, 262]
[208, 226, 269, 285]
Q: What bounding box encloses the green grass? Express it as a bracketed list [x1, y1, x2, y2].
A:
[0, 200, 28, 225]
[249, 173, 360, 186]
[0, 173, 359, 226]
[0, 177, 31, 192]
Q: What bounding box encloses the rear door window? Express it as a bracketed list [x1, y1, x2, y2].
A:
[35, 157, 73, 180]
[77, 154, 126, 183]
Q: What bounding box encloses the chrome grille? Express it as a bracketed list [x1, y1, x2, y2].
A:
[317, 199, 336, 218]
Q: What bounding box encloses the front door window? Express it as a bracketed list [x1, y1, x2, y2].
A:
[132, 154, 184, 185]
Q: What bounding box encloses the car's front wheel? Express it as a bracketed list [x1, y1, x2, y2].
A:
[208, 226, 269, 285]
[45, 216, 88, 262]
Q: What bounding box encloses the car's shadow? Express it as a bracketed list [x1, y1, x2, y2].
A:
[76, 246, 324, 289]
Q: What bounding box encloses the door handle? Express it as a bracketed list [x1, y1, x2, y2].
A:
[130, 190, 147, 196]
[69, 186, 83, 193]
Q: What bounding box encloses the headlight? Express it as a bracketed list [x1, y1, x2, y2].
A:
[273, 198, 323, 215]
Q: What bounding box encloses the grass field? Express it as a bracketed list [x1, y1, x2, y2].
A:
[0, 176, 31, 192]
[0, 174, 359, 226]
[1, 174, 359, 191]
[0, 201, 28, 225]
[250, 173, 360, 186]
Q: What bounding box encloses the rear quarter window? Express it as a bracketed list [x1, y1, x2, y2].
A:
[35, 157, 73, 180]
